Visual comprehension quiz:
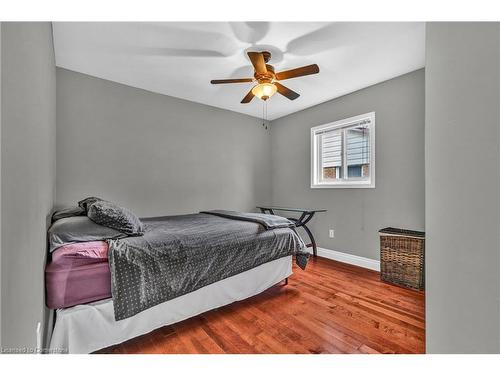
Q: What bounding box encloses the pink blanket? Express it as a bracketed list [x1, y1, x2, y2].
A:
[45, 241, 112, 309]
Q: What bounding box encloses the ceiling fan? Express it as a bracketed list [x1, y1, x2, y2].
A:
[210, 51, 320, 103]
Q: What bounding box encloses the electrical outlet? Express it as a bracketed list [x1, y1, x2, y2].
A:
[329, 229, 335, 238]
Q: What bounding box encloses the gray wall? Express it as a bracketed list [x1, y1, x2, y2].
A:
[425, 23, 500, 353]
[0, 22, 2, 347]
[56, 68, 271, 216]
[1, 23, 56, 350]
[270, 69, 425, 260]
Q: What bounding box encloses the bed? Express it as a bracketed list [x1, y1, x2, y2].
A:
[45, 202, 309, 354]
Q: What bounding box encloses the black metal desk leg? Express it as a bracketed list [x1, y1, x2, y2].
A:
[287, 212, 318, 257]
[302, 224, 317, 257]
[258, 206, 325, 258]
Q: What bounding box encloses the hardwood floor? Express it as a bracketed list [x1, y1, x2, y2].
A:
[97, 257, 425, 354]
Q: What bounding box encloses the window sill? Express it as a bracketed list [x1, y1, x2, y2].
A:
[310, 182, 375, 189]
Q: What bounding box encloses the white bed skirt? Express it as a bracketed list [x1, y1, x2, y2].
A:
[49, 256, 292, 354]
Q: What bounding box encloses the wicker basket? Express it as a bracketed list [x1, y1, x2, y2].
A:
[379, 227, 425, 290]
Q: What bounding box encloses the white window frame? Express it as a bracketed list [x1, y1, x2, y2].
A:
[311, 112, 375, 189]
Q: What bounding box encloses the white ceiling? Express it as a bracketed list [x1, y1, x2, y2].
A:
[52, 22, 425, 120]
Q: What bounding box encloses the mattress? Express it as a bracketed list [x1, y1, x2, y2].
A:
[45, 241, 111, 309]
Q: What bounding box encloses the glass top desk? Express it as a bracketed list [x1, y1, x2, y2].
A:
[256, 206, 327, 257]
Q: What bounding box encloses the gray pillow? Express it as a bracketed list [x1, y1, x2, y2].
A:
[78, 196, 104, 212]
[87, 200, 144, 236]
[51, 206, 85, 222]
[48, 216, 126, 252]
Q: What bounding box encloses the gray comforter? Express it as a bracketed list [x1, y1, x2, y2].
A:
[201, 209, 295, 229]
[108, 213, 309, 321]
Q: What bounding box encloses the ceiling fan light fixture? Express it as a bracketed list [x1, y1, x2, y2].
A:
[210, 51, 319, 103]
[251, 82, 277, 101]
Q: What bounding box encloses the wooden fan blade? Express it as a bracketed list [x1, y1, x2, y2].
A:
[211, 78, 253, 84]
[275, 82, 300, 100]
[275, 64, 319, 81]
[247, 52, 267, 74]
[241, 89, 255, 103]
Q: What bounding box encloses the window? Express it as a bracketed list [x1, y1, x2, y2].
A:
[311, 112, 375, 188]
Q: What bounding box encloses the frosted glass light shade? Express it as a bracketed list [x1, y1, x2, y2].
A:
[251, 83, 277, 100]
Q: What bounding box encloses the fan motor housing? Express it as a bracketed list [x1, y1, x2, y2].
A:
[255, 64, 275, 84]
[252, 51, 275, 84]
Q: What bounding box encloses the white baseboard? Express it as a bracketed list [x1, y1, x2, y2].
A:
[311, 247, 380, 271]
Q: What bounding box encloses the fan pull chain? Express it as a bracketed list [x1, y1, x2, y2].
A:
[262, 101, 265, 128]
[261, 101, 268, 130]
[265, 101, 268, 129]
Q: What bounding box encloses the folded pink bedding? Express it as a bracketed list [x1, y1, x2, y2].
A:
[45, 241, 112, 309]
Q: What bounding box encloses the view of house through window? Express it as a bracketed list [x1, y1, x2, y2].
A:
[311, 112, 375, 188]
